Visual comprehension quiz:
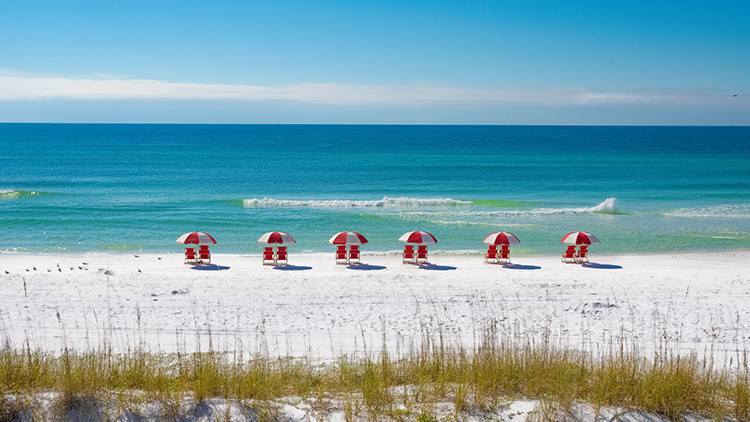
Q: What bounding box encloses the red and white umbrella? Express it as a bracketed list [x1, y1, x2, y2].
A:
[329, 232, 368, 245]
[483, 232, 521, 246]
[398, 231, 437, 244]
[561, 232, 600, 245]
[176, 232, 217, 245]
[257, 231, 296, 244]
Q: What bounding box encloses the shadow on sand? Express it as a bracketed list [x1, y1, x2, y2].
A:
[273, 265, 313, 271]
[190, 264, 231, 271]
[582, 262, 623, 269]
[502, 263, 542, 270]
[347, 263, 387, 271]
[419, 263, 457, 271]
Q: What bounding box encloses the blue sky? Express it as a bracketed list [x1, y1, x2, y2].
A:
[1, 0, 748, 124]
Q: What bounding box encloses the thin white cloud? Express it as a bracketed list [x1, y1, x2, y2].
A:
[0, 75, 731, 107]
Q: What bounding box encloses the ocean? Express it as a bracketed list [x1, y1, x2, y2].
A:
[1, 124, 749, 255]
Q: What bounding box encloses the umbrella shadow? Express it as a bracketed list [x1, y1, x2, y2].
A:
[347, 263, 387, 271]
[419, 263, 457, 271]
[502, 263, 542, 270]
[273, 265, 313, 271]
[582, 262, 623, 269]
[191, 264, 231, 271]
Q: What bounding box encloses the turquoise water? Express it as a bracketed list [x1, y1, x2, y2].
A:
[1, 124, 749, 255]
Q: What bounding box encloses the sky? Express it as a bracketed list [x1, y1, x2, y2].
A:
[1, 0, 749, 125]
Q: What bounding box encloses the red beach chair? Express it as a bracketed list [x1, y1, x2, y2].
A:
[416, 245, 428, 264]
[402, 245, 415, 264]
[276, 246, 288, 266]
[562, 246, 577, 263]
[498, 244, 511, 265]
[335, 245, 348, 265]
[485, 244, 498, 264]
[184, 248, 197, 264]
[576, 245, 589, 263]
[198, 245, 211, 264]
[349, 245, 361, 264]
[263, 247, 276, 266]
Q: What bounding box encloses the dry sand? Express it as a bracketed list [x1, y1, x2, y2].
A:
[2, 250, 750, 364]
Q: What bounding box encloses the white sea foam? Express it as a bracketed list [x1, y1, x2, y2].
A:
[392, 198, 621, 219]
[586, 197, 619, 213]
[242, 197, 619, 215]
[516, 197, 620, 215]
[664, 204, 750, 219]
[0, 189, 40, 199]
[242, 196, 473, 208]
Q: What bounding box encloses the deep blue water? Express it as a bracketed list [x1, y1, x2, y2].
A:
[1, 124, 749, 255]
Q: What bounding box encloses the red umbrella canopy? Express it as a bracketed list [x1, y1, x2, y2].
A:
[398, 231, 437, 244]
[257, 231, 296, 244]
[329, 232, 368, 245]
[561, 232, 600, 245]
[483, 232, 521, 246]
[176, 232, 217, 245]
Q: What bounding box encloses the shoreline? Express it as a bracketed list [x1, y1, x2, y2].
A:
[3, 246, 750, 257]
[2, 250, 750, 361]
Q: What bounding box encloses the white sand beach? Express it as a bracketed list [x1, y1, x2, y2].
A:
[2, 250, 750, 365]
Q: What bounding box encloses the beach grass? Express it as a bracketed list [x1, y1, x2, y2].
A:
[2, 318, 750, 421]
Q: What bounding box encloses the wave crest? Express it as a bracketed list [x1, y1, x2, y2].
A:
[584, 197, 620, 214]
[522, 197, 620, 215]
[0, 189, 43, 199]
[243, 196, 473, 208]
[391, 198, 621, 218]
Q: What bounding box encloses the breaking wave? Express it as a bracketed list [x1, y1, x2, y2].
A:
[389, 198, 621, 218]
[571, 197, 620, 214]
[239, 197, 618, 213]
[515, 197, 620, 215]
[0, 189, 45, 199]
[243, 197, 473, 208]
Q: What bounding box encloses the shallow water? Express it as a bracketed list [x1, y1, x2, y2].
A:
[1, 124, 749, 254]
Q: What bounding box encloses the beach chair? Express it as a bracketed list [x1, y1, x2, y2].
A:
[276, 246, 288, 266]
[485, 244, 498, 264]
[349, 245, 361, 264]
[402, 245, 415, 264]
[263, 247, 276, 266]
[575, 245, 589, 263]
[498, 244, 511, 265]
[416, 245, 428, 264]
[335, 245, 348, 265]
[184, 248, 198, 264]
[561, 246, 577, 263]
[198, 245, 211, 264]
